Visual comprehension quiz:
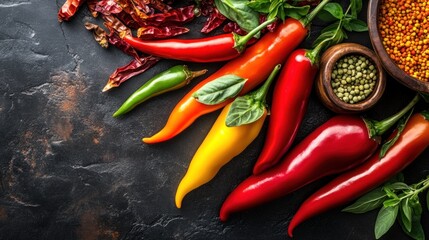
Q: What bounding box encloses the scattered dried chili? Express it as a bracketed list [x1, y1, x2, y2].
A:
[104, 55, 161, 92]
[201, 8, 226, 34]
[146, 0, 172, 13]
[84, 22, 109, 48]
[103, 15, 132, 36]
[58, 0, 86, 22]
[87, 0, 99, 18]
[137, 26, 190, 39]
[95, 0, 123, 15]
[106, 26, 140, 60]
[143, 5, 197, 26]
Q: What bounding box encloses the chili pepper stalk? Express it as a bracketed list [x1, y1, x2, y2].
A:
[123, 18, 276, 63]
[219, 95, 420, 221]
[288, 109, 429, 237]
[175, 65, 281, 209]
[113, 65, 207, 117]
[143, 0, 331, 144]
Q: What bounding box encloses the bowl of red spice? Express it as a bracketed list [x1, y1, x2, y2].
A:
[368, 0, 429, 93]
[315, 43, 386, 114]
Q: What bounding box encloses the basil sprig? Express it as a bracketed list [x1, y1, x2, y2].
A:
[343, 173, 429, 240]
[226, 64, 281, 127]
[311, 0, 367, 54]
[193, 75, 247, 105]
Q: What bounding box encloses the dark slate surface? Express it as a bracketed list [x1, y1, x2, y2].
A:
[0, 1, 428, 240]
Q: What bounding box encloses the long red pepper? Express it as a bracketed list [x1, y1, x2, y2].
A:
[288, 110, 429, 237]
[219, 95, 419, 221]
[123, 18, 275, 62]
[252, 48, 318, 175]
[143, 0, 330, 144]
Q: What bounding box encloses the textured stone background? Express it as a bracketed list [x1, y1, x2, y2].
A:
[0, 0, 428, 239]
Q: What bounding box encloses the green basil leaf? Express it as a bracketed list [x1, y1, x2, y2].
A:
[321, 21, 341, 34]
[322, 3, 344, 20]
[374, 206, 399, 239]
[226, 95, 265, 127]
[426, 189, 429, 211]
[351, 0, 363, 17]
[348, 18, 368, 32]
[400, 198, 413, 232]
[383, 198, 401, 208]
[390, 182, 411, 191]
[215, 0, 260, 34]
[383, 186, 399, 199]
[342, 187, 386, 214]
[247, 0, 270, 13]
[410, 196, 422, 215]
[283, 3, 310, 20]
[380, 108, 414, 158]
[268, 2, 281, 20]
[398, 211, 425, 240]
[193, 75, 247, 105]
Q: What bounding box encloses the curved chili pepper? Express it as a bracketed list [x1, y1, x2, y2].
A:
[123, 18, 275, 63]
[253, 48, 318, 175]
[219, 95, 419, 221]
[113, 65, 207, 117]
[288, 110, 429, 237]
[142, 1, 331, 144]
[175, 65, 280, 208]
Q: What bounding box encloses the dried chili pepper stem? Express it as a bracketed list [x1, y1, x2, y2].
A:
[113, 65, 207, 117]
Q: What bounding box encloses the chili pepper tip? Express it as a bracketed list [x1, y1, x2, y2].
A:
[102, 82, 116, 92]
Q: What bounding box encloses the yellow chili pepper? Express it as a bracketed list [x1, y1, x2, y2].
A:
[175, 65, 281, 208]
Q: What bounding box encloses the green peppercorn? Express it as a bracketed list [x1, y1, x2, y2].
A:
[330, 54, 378, 104]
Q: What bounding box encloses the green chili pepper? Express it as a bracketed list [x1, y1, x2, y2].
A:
[113, 65, 207, 117]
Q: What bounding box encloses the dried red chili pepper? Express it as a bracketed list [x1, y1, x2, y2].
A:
[103, 55, 160, 92]
[137, 26, 190, 39]
[116, 0, 147, 26]
[95, 0, 123, 15]
[87, 0, 99, 18]
[288, 110, 429, 237]
[223, 22, 247, 35]
[130, 0, 152, 14]
[124, 18, 274, 62]
[143, 5, 197, 26]
[84, 22, 109, 48]
[201, 8, 226, 34]
[58, 0, 86, 22]
[219, 95, 419, 221]
[147, 0, 172, 13]
[103, 15, 131, 36]
[115, 11, 140, 29]
[106, 25, 140, 60]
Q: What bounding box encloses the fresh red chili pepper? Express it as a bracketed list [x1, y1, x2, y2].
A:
[218, 95, 419, 221]
[252, 48, 318, 175]
[287, 110, 429, 237]
[137, 25, 190, 39]
[123, 18, 276, 62]
[142, 0, 330, 144]
[58, 0, 86, 22]
[103, 55, 160, 92]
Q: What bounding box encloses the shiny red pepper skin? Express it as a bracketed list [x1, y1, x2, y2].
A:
[287, 112, 429, 237]
[253, 49, 318, 175]
[123, 34, 239, 62]
[219, 115, 379, 221]
[143, 18, 308, 143]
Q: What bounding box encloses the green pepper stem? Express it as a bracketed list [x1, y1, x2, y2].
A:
[305, 39, 328, 65]
[301, 0, 331, 27]
[364, 94, 420, 138]
[190, 69, 208, 79]
[254, 64, 282, 103]
[234, 18, 276, 53]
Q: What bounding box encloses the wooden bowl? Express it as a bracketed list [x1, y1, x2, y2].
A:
[368, 0, 429, 93]
[315, 43, 386, 114]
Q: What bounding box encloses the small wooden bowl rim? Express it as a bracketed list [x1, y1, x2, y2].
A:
[320, 43, 386, 112]
[368, 0, 429, 93]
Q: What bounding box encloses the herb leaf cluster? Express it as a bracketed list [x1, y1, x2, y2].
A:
[343, 173, 429, 240]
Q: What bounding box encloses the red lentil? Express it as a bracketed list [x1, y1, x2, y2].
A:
[379, 0, 429, 82]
